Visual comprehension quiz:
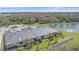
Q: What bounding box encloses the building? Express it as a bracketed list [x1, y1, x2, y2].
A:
[0, 32, 6, 51]
[0, 25, 61, 51]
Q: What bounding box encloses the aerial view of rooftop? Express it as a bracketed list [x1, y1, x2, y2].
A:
[0, 7, 79, 51]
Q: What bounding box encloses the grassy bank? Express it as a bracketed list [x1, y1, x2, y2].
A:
[49, 24, 79, 50]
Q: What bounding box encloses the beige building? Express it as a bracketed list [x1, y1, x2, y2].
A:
[0, 32, 6, 51]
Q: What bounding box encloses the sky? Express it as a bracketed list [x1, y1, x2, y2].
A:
[0, 7, 79, 12]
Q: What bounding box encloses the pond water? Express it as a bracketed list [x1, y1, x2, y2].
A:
[50, 23, 79, 33]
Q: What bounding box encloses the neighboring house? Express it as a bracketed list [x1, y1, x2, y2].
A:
[0, 25, 61, 51]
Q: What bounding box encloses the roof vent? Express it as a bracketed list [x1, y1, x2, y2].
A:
[14, 28, 21, 32]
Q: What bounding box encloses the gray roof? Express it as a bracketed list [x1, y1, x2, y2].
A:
[4, 26, 58, 46]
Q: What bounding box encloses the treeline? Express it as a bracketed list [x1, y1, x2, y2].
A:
[0, 12, 79, 26]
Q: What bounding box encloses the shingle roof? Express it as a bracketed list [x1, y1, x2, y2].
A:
[4, 26, 58, 47]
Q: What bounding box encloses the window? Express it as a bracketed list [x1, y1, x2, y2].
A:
[19, 41, 23, 44]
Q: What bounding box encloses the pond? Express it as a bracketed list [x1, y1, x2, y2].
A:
[50, 23, 79, 33]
